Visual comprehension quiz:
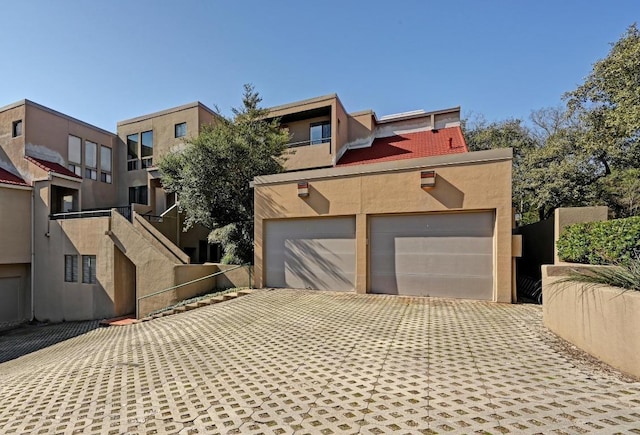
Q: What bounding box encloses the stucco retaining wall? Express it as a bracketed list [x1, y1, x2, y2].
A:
[542, 265, 640, 380]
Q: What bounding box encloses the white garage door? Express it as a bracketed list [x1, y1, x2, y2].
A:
[265, 217, 356, 291]
[370, 212, 494, 300]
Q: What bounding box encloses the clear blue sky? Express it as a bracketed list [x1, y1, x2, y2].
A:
[1, 1, 638, 131]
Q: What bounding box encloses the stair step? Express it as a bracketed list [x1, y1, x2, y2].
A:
[139, 289, 254, 322]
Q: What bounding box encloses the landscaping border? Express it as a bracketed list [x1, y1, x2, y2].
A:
[542, 264, 640, 380]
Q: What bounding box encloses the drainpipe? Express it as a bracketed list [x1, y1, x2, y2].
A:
[30, 183, 35, 321]
[29, 175, 51, 321]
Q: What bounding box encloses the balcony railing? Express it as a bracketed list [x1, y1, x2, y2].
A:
[287, 137, 331, 148]
[50, 205, 132, 222]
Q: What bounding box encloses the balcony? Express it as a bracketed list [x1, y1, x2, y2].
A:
[287, 137, 331, 148]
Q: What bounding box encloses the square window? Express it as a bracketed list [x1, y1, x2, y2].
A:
[101, 172, 112, 184]
[310, 121, 331, 145]
[68, 164, 82, 177]
[68, 135, 82, 164]
[175, 122, 187, 138]
[12, 120, 22, 137]
[82, 255, 97, 284]
[100, 146, 112, 172]
[85, 140, 97, 168]
[85, 168, 97, 180]
[64, 255, 78, 282]
[141, 130, 153, 158]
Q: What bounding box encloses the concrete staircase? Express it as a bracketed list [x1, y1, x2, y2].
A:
[136, 289, 255, 323]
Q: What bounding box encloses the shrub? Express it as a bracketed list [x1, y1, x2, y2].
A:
[556, 259, 640, 292]
[556, 216, 640, 265]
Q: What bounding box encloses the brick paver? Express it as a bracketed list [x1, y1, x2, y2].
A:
[0, 289, 639, 434]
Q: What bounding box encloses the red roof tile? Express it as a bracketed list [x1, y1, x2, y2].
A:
[25, 156, 81, 179]
[337, 126, 468, 166]
[0, 167, 28, 186]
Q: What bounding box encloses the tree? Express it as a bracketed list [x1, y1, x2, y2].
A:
[159, 85, 290, 264]
[465, 24, 640, 222]
[565, 24, 640, 217]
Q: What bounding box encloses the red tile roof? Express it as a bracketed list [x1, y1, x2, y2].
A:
[337, 126, 468, 166]
[25, 156, 81, 179]
[0, 167, 28, 186]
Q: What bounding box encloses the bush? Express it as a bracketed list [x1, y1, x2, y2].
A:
[557, 216, 640, 265]
[556, 260, 640, 292]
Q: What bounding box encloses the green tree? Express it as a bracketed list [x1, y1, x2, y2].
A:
[564, 24, 640, 217]
[159, 85, 289, 264]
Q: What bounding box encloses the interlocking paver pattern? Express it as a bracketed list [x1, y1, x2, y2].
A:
[1, 289, 639, 434]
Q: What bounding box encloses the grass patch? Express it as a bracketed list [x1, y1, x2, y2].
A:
[556, 259, 640, 292]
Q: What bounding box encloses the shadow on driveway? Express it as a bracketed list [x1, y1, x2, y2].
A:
[0, 321, 100, 364]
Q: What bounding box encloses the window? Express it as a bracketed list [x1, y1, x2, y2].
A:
[129, 186, 148, 205]
[62, 194, 74, 212]
[85, 140, 97, 180]
[127, 133, 139, 171]
[100, 146, 112, 183]
[310, 121, 331, 145]
[64, 255, 78, 282]
[12, 120, 22, 137]
[175, 122, 187, 138]
[141, 130, 153, 168]
[82, 255, 97, 284]
[68, 135, 82, 176]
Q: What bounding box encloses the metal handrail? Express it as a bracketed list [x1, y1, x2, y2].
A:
[287, 137, 331, 148]
[50, 205, 131, 221]
[136, 264, 249, 318]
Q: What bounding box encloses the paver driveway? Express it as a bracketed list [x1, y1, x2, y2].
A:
[0, 289, 639, 434]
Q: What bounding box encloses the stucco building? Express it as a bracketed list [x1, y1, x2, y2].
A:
[255, 94, 514, 302]
[0, 94, 514, 326]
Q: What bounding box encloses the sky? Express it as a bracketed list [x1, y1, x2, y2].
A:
[1, 1, 638, 132]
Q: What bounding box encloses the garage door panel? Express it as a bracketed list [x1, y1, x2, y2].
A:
[370, 212, 494, 300]
[393, 275, 494, 299]
[385, 253, 493, 276]
[266, 217, 356, 291]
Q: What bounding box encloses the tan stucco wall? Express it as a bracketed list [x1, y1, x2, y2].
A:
[254, 149, 513, 302]
[0, 104, 27, 178]
[543, 265, 640, 380]
[116, 104, 218, 208]
[0, 186, 31, 264]
[284, 142, 333, 171]
[347, 112, 374, 145]
[34, 214, 117, 322]
[174, 264, 218, 301]
[554, 206, 608, 263]
[25, 104, 118, 210]
[334, 99, 349, 164]
[283, 115, 330, 145]
[213, 264, 253, 289]
[132, 213, 190, 264]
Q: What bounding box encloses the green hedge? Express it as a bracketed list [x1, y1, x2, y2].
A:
[557, 216, 640, 265]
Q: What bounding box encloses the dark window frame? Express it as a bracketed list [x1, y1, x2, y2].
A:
[175, 122, 187, 138]
[310, 121, 331, 145]
[82, 255, 97, 284]
[12, 120, 22, 138]
[64, 255, 78, 282]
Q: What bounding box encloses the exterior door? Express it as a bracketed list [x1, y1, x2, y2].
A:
[370, 212, 494, 300]
[265, 217, 356, 291]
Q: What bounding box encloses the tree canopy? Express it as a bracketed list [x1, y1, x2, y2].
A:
[464, 24, 640, 223]
[159, 85, 289, 264]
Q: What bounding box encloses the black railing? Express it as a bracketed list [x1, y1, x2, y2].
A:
[50, 205, 132, 222]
